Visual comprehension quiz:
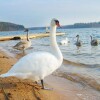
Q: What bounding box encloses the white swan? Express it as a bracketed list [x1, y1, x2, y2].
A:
[13, 29, 31, 53]
[75, 35, 82, 47]
[0, 19, 63, 89]
[90, 35, 98, 46]
[60, 37, 70, 45]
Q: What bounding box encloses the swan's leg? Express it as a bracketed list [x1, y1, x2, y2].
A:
[41, 80, 44, 89]
[23, 50, 25, 54]
[22, 49, 26, 55]
[22, 46, 25, 55]
[41, 80, 53, 90]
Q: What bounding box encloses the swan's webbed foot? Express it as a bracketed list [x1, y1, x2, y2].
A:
[42, 87, 53, 90]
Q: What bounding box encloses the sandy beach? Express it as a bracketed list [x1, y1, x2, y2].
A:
[0, 48, 77, 100]
[0, 47, 100, 100]
[0, 49, 64, 100]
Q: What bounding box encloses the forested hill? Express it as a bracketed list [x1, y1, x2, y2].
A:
[62, 22, 100, 29]
[0, 22, 25, 31]
[29, 22, 100, 30]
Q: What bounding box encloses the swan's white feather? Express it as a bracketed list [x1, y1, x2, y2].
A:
[0, 52, 59, 81]
[60, 37, 69, 45]
[0, 18, 63, 83]
[13, 40, 31, 50]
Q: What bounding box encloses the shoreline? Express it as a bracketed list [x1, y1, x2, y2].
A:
[0, 47, 100, 100]
[0, 49, 64, 100]
[0, 47, 77, 100]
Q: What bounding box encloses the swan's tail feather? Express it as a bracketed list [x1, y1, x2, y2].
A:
[0, 73, 15, 78]
[0, 73, 32, 79]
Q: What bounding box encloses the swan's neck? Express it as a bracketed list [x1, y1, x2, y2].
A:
[77, 37, 79, 42]
[50, 25, 63, 64]
[90, 36, 92, 41]
[27, 32, 29, 41]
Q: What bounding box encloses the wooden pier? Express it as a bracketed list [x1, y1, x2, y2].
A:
[0, 32, 65, 41]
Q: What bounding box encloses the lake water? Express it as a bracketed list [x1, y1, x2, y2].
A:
[1, 28, 100, 65]
[0, 28, 100, 93]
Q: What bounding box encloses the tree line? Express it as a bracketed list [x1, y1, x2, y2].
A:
[62, 22, 100, 29]
[0, 22, 25, 31]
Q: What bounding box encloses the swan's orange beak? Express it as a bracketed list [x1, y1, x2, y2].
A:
[55, 20, 60, 27]
[56, 22, 60, 27]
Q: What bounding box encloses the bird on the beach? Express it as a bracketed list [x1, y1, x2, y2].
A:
[60, 37, 70, 45]
[0, 18, 63, 89]
[13, 29, 31, 53]
[75, 35, 82, 47]
[90, 35, 98, 46]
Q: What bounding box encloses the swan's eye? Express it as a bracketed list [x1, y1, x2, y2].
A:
[55, 20, 60, 27]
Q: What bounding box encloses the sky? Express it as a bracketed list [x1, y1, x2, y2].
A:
[0, 0, 100, 27]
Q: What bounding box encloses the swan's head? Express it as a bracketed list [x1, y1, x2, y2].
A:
[24, 28, 29, 32]
[51, 18, 60, 27]
[76, 35, 79, 37]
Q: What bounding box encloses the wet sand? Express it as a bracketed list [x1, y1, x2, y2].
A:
[0, 48, 100, 100]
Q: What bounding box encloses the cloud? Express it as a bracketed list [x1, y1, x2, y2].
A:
[0, 0, 100, 27]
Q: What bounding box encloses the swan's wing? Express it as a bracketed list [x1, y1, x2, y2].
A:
[13, 40, 29, 50]
[94, 39, 98, 42]
[91, 39, 98, 45]
[14, 41, 27, 47]
[2, 52, 59, 80]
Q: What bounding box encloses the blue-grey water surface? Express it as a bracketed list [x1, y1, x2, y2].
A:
[0, 28, 100, 92]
